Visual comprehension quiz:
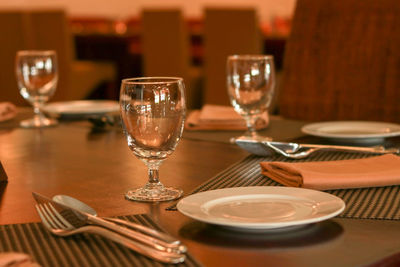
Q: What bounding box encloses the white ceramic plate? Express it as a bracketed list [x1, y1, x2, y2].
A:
[43, 100, 119, 118]
[177, 187, 345, 231]
[301, 121, 400, 143]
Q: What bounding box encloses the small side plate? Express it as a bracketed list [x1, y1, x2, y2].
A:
[235, 137, 275, 156]
[43, 100, 119, 119]
[302, 121, 400, 144]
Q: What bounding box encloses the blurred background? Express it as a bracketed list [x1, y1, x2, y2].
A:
[0, 0, 295, 110]
[0, 0, 295, 24]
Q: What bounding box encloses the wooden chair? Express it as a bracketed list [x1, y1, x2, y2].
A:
[0, 11, 29, 105]
[279, 0, 400, 122]
[141, 9, 202, 109]
[26, 9, 116, 102]
[0, 9, 116, 105]
[203, 8, 262, 106]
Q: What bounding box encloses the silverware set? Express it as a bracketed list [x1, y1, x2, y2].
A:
[235, 136, 400, 159]
[32, 192, 186, 264]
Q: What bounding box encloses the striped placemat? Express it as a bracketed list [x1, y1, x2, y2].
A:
[168, 151, 400, 220]
[0, 214, 201, 267]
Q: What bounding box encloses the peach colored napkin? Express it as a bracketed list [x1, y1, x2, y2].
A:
[260, 154, 400, 190]
[0, 252, 41, 267]
[0, 102, 17, 122]
[185, 104, 269, 131]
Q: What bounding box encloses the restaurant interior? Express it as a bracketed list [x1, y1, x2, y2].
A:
[1, 0, 400, 266]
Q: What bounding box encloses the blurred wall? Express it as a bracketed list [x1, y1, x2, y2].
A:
[0, 0, 296, 22]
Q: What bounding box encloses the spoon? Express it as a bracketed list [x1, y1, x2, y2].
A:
[52, 195, 185, 249]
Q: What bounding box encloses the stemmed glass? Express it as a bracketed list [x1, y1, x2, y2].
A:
[15, 50, 58, 128]
[227, 55, 276, 140]
[120, 77, 186, 202]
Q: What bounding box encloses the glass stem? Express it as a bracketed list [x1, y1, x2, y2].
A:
[148, 167, 160, 184]
[245, 115, 258, 137]
[33, 103, 44, 121]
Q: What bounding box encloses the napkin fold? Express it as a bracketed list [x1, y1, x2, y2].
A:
[185, 104, 269, 131]
[260, 154, 400, 190]
[0, 253, 41, 267]
[0, 102, 17, 122]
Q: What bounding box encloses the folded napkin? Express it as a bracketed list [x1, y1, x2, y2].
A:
[185, 104, 269, 131]
[0, 102, 17, 122]
[0, 253, 41, 267]
[260, 154, 400, 190]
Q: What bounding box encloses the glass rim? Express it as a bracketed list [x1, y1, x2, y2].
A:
[16, 50, 57, 56]
[122, 77, 184, 85]
[227, 54, 274, 61]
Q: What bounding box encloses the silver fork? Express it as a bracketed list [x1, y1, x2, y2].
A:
[35, 202, 185, 264]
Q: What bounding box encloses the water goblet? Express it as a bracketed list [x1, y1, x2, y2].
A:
[227, 55, 276, 140]
[15, 50, 58, 128]
[120, 77, 186, 202]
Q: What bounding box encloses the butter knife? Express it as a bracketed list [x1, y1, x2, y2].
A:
[235, 136, 399, 157]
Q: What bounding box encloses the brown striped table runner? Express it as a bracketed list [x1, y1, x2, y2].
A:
[0, 214, 201, 267]
[168, 152, 400, 220]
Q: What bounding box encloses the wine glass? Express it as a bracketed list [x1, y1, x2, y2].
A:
[15, 50, 58, 128]
[120, 77, 186, 202]
[227, 55, 276, 140]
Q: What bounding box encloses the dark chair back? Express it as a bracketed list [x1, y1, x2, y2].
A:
[279, 0, 400, 122]
[203, 8, 262, 106]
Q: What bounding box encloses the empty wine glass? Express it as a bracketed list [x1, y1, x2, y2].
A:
[15, 50, 58, 128]
[227, 55, 275, 140]
[120, 77, 186, 202]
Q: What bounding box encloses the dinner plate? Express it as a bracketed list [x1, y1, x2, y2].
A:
[43, 100, 119, 119]
[177, 187, 345, 231]
[301, 121, 400, 143]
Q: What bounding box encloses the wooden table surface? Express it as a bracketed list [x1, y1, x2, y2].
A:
[1, 112, 400, 267]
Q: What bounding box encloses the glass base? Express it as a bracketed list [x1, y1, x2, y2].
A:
[20, 117, 58, 128]
[125, 183, 183, 202]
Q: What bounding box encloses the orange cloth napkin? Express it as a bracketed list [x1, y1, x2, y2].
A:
[260, 154, 400, 190]
[0, 252, 41, 267]
[0, 102, 17, 122]
[185, 104, 269, 131]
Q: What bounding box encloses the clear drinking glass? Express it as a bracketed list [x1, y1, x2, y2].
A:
[227, 55, 275, 139]
[15, 50, 58, 128]
[120, 77, 186, 202]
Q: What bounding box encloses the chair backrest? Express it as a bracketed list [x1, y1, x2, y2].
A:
[279, 0, 400, 122]
[203, 8, 262, 106]
[26, 9, 74, 101]
[141, 9, 190, 78]
[0, 11, 29, 105]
